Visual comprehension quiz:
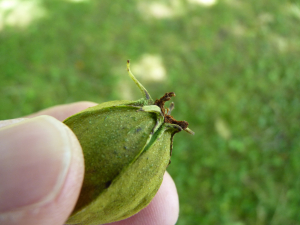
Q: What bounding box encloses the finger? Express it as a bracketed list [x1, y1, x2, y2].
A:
[0, 118, 28, 129]
[0, 116, 84, 225]
[27, 101, 98, 121]
[108, 172, 179, 225]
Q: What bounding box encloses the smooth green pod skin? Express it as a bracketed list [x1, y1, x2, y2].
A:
[64, 61, 193, 224]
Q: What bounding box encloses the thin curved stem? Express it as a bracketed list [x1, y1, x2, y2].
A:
[127, 60, 153, 104]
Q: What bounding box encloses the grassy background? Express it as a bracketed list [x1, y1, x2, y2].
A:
[1, 0, 300, 224]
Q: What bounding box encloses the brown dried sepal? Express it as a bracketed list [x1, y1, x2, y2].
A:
[154, 92, 189, 130]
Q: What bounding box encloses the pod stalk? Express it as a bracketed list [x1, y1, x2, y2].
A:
[127, 60, 153, 104]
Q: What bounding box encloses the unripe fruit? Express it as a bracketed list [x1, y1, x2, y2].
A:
[64, 60, 194, 224]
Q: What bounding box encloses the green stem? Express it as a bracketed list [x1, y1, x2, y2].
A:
[127, 60, 153, 105]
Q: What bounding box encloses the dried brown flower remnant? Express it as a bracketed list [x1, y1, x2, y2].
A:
[155, 92, 189, 131]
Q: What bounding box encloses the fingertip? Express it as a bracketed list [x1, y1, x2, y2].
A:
[27, 101, 98, 121]
[109, 172, 179, 225]
[148, 172, 179, 225]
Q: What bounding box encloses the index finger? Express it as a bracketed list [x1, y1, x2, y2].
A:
[26, 101, 98, 121]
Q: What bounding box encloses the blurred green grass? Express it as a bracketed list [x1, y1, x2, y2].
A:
[1, 0, 300, 224]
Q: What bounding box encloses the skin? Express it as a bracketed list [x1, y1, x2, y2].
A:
[0, 102, 179, 225]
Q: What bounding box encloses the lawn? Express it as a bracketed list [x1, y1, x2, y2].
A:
[1, 0, 300, 224]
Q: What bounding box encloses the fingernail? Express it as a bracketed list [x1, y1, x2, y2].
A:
[0, 116, 73, 212]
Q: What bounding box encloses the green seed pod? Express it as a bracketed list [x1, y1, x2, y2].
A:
[64, 60, 194, 225]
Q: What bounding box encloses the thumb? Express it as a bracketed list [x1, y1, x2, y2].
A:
[0, 116, 84, 225]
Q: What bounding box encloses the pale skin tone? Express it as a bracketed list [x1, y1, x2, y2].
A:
[0, 102, 179, 225]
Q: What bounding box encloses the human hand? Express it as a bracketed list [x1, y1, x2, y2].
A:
[0, 102, 179, 225]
